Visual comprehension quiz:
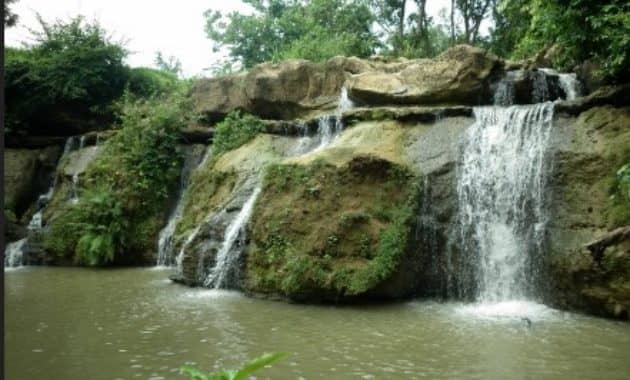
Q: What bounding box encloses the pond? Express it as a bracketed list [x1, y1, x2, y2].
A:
[5, 267, 630, 379]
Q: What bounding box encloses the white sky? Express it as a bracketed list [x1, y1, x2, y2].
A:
[5, 0, 453, 78]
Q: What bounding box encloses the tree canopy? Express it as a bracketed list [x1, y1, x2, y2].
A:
[204, 0, 629, 82]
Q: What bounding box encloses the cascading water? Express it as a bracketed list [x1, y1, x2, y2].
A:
[4, 239, 26, 268]
[157, 147, 209, 266]
[204, 186, 261, 288]
[4, 136, 78, 267]
[455, 103, 554, 302]
[185, 87, 354, 288]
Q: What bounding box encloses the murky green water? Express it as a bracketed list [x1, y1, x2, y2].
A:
[5, 267, 630, 379]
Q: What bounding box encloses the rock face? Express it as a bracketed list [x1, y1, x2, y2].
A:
[346, 45, 502, 106]
[4, 146, 61, 217]
[546, 106, 630, 318]
[192, 45, 504, 121]
[246, 154, 421, 301]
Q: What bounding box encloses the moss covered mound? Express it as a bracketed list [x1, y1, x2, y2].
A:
[245, 155, 422, 301]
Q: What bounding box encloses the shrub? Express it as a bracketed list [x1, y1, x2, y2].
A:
[213, 111, 264, 155]
[45, 87, 194, 264]
[180, 353, 287, 380]
[4, 16, 129, 135]
[126, 67, 179, 98]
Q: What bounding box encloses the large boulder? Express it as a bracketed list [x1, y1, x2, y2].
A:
[4, 146, 60, 217]
[192, 58, 353, 122]
[346, 45, 502, 106]
[191, 45, 505, 121]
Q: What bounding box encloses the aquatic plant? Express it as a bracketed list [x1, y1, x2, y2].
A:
[180, 352, 287, 380]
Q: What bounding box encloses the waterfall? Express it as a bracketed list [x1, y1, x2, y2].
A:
[70, 174, 80, 204]
[204, 186, 262, 288]
[157, 147, 209, 266]
[177, 87, 355, 287]
[313, 86, 354, 152]
[4, 239, 26, 268]
[4, 136, 78, 267]
[455, 102, 554, 302]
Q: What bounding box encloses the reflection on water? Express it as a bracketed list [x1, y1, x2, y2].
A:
[5, 268, 630, 380]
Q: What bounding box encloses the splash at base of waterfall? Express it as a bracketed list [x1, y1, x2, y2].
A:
[454, 300, 561, 322]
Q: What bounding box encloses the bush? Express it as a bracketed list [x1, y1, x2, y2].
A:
[213, 111, 264, 155]
[4, 16, 129, 135]
[45, 87, 194, 265]
[126, 67, 179, 98]
[180, 352, 287, 380]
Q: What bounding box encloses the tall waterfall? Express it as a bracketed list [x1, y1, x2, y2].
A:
[455, 103, 554, 302]
[189, 87, 354, 288]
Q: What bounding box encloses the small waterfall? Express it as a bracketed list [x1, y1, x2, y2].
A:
[455, 102, 554, 302]
[79, 135, 86, 149]
[5, 136, 78, 267]
[176, 87, 354, 287]
[4, 239, 26, 268]
[70, 174, 80, 204]
[540, 68, 581, 100]
[157, 147, 209, 266]
[204, 186, 262, 288]
[493, 70, 521, 106]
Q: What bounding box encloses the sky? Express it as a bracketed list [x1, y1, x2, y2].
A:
[5, 0, 453, 78]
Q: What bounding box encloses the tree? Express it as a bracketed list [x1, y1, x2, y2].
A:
[455, 0, 492, 44]
[155, 51, 182, 77]
[4, 16, 129, 134]
[204, 0, 380, 68]
[513, 0, 629, 82]
[4, 0, 18, 27]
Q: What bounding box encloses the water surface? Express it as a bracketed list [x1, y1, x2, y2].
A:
[5, 267, 630, 379]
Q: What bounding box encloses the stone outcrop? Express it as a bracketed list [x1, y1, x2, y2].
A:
[4, 146, 60, 217]
[346, 45, 502, 106]
[547, 106, 630, 318]
[191, 45, 504, 122]
[551, 226, 630, 319]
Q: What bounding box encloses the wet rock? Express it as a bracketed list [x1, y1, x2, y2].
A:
[4, 146, 61, 218]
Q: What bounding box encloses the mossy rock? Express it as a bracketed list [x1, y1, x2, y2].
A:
[245, 155, 422, 301]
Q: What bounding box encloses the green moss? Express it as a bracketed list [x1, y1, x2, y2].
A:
[175, 168, 237, 238]
[246, 155, 420, 299]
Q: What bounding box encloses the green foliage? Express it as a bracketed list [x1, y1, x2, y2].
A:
[213, 111, 264, 155]
[512, 0, 630, 82]
[45, 88, 193, 265]
[180, 353, 287, 380]
[249, 158, 420, 298]
[126, 67, 179, 98]
[608, 162, 630, 228]
[155, 51, 182, 77]
[44, 187, 127, 265]
[4, 16, 129, 134]
[205, 0, 379, 68]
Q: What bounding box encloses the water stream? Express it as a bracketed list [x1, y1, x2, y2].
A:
[5, 136, 78, 268]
